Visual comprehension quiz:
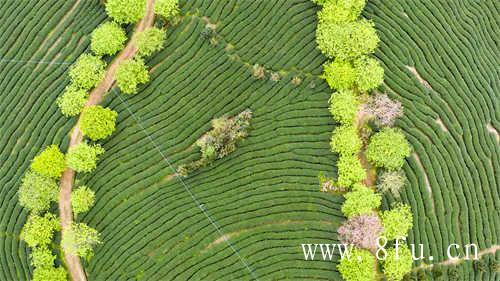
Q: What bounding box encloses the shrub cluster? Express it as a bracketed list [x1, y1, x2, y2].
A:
[80, 105, 118, 141]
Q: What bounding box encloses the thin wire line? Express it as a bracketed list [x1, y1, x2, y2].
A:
[111, 89, 260, 281]
[0, 57, 73, 65]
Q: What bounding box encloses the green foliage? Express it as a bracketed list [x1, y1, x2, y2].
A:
[56, 85, 88, 117]
[342, 183, 381, 217]
[323, 59, 357, 90]
[105, 0, 146, 24]
[177, 109, 252, 176]
[62, 223, 101, 258]
[318, 0, 366, 24]
[134, 27, 166, 57]
[115, 58, 150, 94]
[355, 55, 384, 92]
[383, 245, 413, 281]
[377, 170, 407, 199]
[155, 0, 180, 19]
[68, 54, 106, 90]
[66, 142, 105, 173]
[71, 186, 95, 216]
[337, 154, 366, 187]
[80, 105, 118, 141]
[91, 21, 127, 56]
[316, 19, 379, 59]
[21, 213, 60, 248]
[366, 128, 411, 170]
[32, 266, 67, 281]
[381, 203, 413, 240]
[329, 90, 359, 124]
[337, 247, 377, 281]
[18, 171, 59, 214]
[31, 145, 66, 179]
[30, 246, 56, 268]
[331, 125, 362, 155]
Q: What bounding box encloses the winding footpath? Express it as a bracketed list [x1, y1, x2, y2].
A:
[59, 1, 155, 280]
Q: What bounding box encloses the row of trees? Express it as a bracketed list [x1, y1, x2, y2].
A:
[20, 0, 180, 279]
[312, 0, 413, 280]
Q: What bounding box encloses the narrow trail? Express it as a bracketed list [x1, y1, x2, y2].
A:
[356, 109, 376, 187]
[59, 1, 155, 280]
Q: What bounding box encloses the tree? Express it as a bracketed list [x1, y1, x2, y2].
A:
[18, 171, 59, 214]
[355, 56, 384, 92]
[32, 266, 67, 281]
[62, 223, 101, 258]
[380, 203, 413, 240]
[331, 125, 362, 155]
[337, 154, 366, 187]
[363, 93, 403, 127]
[366, 128, 411, 170]
[66, 142, 105, 173]
[155, 0, 180, 19]
[317, 0, 366, 24]
[134, 27, 165, 57]
[316, 19, 379, 59]
[105, 0, 146, 24]
[337, 247, 377, 281]
[21, 213, 60, 248]
[68, 54, 106, 90]
[31, 145, 66, 179]
[329, 90, 359, 124]
[80, 105, 118, 141]
[383, 245, 413, 281]
[341, 183, 381, 218]
[30, 246, 56, 268]
[57, 85, 88, 117]
[91, 21, 127, 56]
[323, 59, 357, 90]
[115, 58, 149, 94]
[377, 170, 407, 199]
[71, 186, 95, 216]
[338, 214, 382, 251]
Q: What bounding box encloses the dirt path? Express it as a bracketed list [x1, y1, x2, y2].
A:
[356, 109, 376, 187]
[59, 1, 155, 280]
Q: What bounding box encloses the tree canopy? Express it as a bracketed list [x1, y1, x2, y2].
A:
[91, 21, 127, 56]
[62, 223, 101, 258]
[56, 86, 88, 117]
[21, 213, 60, 248]
[342, 183, 381, 218]
[32, 266, 67, 281]
[338, 247, 377, 281]
[366, 128, 411, 170]
[105, 0, 146, 24]
[31, 145, 66, 179]
[355, 56, 384, 92]
[323, 59, 357, 90]
[115, 58, 149, 94]
[18, 171, 59, 214]
[380, 203, 413, 240]
[80, 105, 118, 141]
[383, 245, 413, 281]
[337, 154, 366, 187]
[155, 0, 180, 19]
[66, 143, 105, 173]
[329, 90, 359, 124]
[317, 0, 366, 24]
[68, 54, 106, 90]
[30, 246, 56, 269]
[331, 125, 362, 155]
[134, 27, 165, 57]
[71, 186, 95, 216]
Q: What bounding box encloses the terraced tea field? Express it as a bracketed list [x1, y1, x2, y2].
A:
[0, 0, 498, 280]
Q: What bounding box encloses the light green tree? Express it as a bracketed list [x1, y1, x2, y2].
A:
[115, 58, 149, 94]
[21, 213, 60, 248]
[366, 128, 411, 170]
[80, 105, 118, 141]
[105, 0, 146, 24]
[30, 246, 56, 268]
[32, 266, 67, 281]
[18, 171, 59, 214]
[316, 19, 379, 59]
[355, 55, 384, 92]
[91, 21, 127, 56]
[380, 203, 413, 240]
[331, 125, 362, 155]
[329, 90, 359, 124]
[56, 85, 88, 117]
[323, 59, 357, 90]
[338, 247, 377, 281]
[68, 54, 106, 90]
[31, 145, 66, 179]
[134, 27, 166, 57]
[342, 183, 381, 218]
[71, 186, 95, 216]
[337, 154, 366, 187]
[317, 0, 366, 24]
[62, 223, 101, 258]
[383, 244, 413, 281]
[66, 143, 105, 173]
[155, 0, 180, 19]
